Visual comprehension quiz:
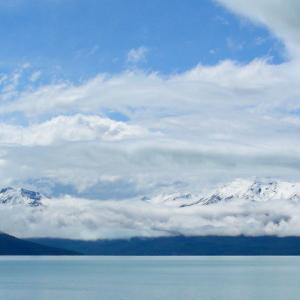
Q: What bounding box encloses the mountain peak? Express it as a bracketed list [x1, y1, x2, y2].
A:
[215, 178, 300, 203]
[0, 187, 44, 207]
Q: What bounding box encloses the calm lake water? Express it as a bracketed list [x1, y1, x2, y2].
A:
[0, 256, 299, 300]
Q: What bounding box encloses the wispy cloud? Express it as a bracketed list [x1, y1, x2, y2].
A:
[29, 70, 42, 83]
[127, 46, 149, 64]
[218, 0, 300, 57]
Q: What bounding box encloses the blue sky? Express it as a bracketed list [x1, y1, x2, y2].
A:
[0, 0, 284, 82]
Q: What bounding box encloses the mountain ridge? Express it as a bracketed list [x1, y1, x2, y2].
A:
[0, 232, 78, 255]
[147, 179, 300, 208]
[1, 178, 300, 209]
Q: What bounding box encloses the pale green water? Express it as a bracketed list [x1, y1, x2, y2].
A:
[0, 256, 299, 300]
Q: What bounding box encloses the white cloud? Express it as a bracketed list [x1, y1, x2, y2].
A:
[29, 70, 42, 82]
[0, 58, 300, 194]
[218, 0, 300, 57]
[2, 192, 300, 240]
[0, 114, 147, 146]
[127, 46, 148, 64]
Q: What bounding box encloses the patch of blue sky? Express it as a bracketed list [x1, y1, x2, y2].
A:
[0, 112, 29, 126]
[0, 0, 285, 84]
[104, 110, 130, 122]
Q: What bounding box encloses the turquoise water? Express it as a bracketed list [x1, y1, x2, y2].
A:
[0, 256, 299, 300]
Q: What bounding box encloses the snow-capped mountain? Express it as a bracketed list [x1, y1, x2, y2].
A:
[206, 179, 300, 204]
[147, 179, 300, 208]
[0, 187, 44, 207]
[2, 178, 300, 209]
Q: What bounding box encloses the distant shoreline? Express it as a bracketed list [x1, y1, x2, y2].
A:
[27, 235, 300, 256]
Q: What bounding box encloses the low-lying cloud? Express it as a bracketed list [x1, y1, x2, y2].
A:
[2, 195, 300, 240]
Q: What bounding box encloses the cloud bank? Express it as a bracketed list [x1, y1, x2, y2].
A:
[0, 58, 300, 195]
[3, 191, 300, 240]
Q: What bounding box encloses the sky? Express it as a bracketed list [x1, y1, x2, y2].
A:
[0, 0, 299, 202]
[0, 0, 284, 80]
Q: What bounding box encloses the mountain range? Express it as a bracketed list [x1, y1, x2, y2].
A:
[148, 178, 300, 207]
[2, 178, 300, 255]
[2, 178, 300, 209]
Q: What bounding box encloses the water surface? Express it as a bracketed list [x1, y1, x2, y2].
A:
[0, 256, 299, 300]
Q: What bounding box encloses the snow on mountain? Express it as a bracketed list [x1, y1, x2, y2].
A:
[149, 192, 205, 208]
[147, 179, 300, 208]
[0, 187, 44, 207]
[1, 178, 300, 209]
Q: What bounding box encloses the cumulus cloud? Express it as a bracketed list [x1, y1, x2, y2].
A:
[0, 114, 147, 146]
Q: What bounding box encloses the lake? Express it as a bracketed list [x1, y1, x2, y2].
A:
[0, 256, 299, 300]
